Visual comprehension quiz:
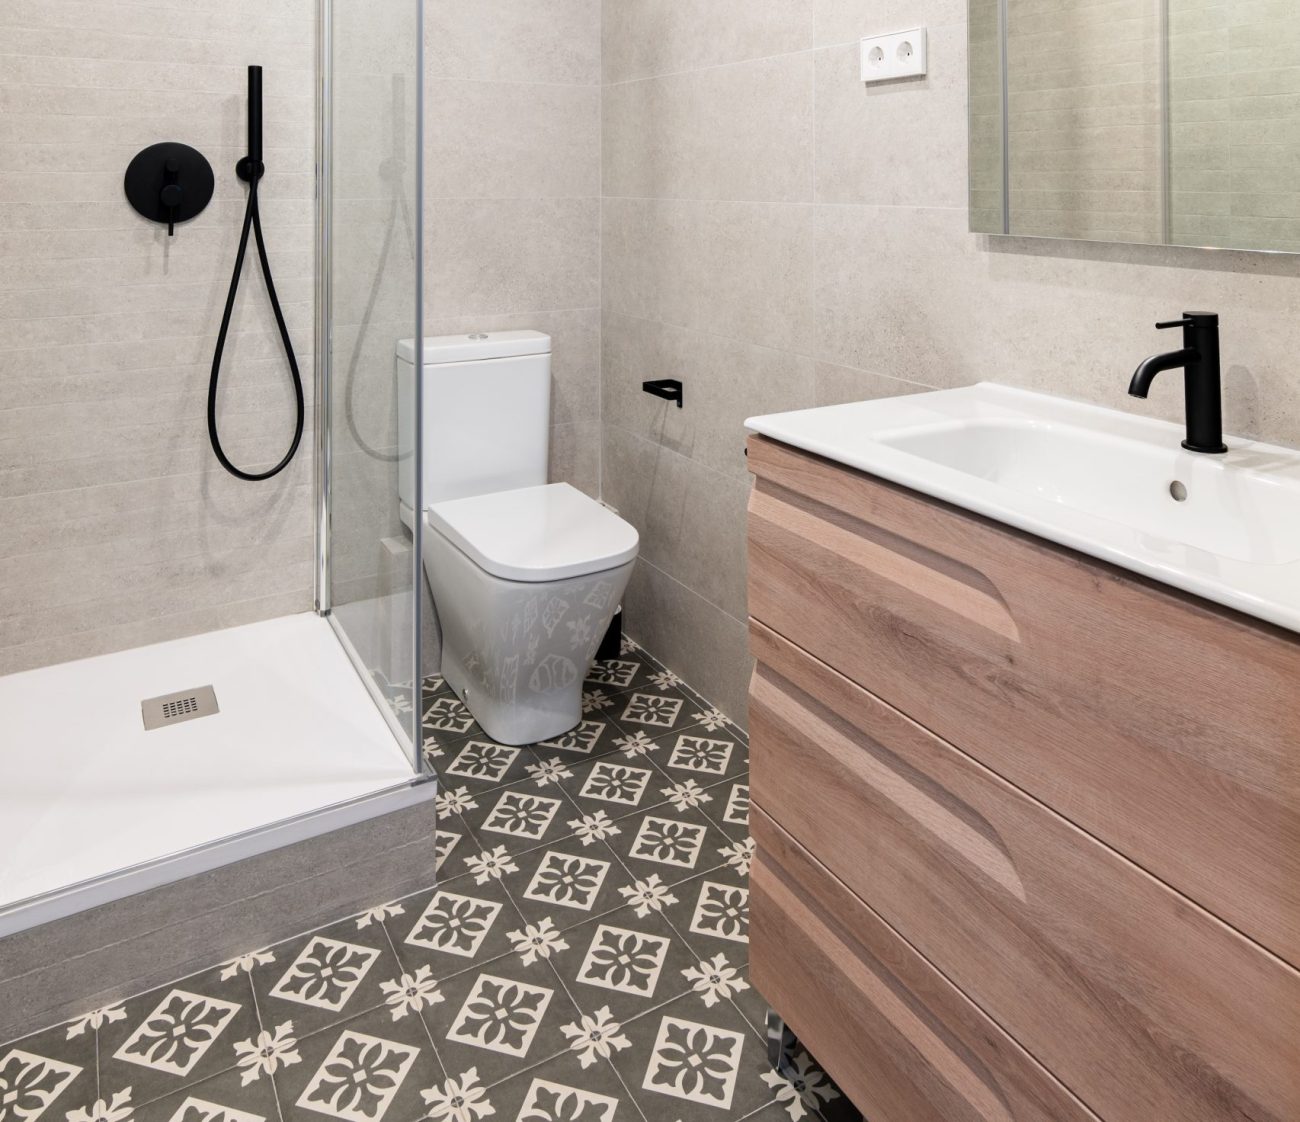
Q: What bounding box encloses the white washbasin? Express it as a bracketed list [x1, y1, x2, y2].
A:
[746, 383, 1300, 633]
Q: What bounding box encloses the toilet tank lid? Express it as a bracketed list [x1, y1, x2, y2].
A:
[396, 331, 551, 365]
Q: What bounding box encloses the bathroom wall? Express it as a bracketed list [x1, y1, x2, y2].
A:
[423, 0, 603, 499]
[0, 0, 316, 675]
[600, 0, 1300, 723]
[1169, 0, 1300, 251]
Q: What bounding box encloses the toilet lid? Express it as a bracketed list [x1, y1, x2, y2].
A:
[426, 483, 639, 583]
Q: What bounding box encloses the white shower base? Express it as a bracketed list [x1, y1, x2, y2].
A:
[0, 613, 428, 936]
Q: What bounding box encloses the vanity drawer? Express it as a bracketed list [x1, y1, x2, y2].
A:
[750, 809, 1098, 1122]
[746, 433, 1300, 966]
[748, 622, 1300, 1122]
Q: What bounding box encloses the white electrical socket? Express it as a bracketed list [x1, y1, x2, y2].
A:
[860, 28, 928, 83]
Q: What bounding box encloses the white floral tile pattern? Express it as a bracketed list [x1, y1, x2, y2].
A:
[0, 1049, 82, 1122]
[518, 1078, 618, 1122]
[577, 762, 652, 806]
[165, 1097, 266, 1122]
[481, 792, 563, 839]
[113, 990, 241, 1076]
[6, 644, 856, 1122]
[642, 1016, 746, 1110]
[575, 926, 671, 997]
[418, 1068, 493, 1122]
[295, 1030, 419, 1122]
[404, 892, 503, 959]
[446, 742, 520, 783]
[689, 883, 751, 944]
[523, 852, 611, 911]
[723, 784, 750, 828]
[423, 697, 476, 735]
[585, 659, 638, 688]
[538, 721, 606, 754]
[446, 975, 553, 1058]
[268, 938, 381, 1013]
[667, 735, 735, 776]
[628, 816, 709, 869]
[620, 693, 683, 729]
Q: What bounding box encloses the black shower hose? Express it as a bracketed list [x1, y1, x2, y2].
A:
[207, 173, 304, 481]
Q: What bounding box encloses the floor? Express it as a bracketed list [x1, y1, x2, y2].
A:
[0, 638, 856, 1122]
[0, 614, 416, 926]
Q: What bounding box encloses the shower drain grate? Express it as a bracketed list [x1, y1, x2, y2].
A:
[141, 685, 220, 731]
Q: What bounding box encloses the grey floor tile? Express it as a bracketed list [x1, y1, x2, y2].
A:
[4, 645, 850, 1122]
[95, 966, 259, 1112]
[246, 911, 406, 1046]
[269, 1004, 440, 1122]
[133, 1061, 283, 1122]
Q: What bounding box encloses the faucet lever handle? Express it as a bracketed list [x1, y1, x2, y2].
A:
[1156, 318, 1195, 330]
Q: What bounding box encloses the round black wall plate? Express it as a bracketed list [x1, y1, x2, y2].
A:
[124, 142, 214, 229]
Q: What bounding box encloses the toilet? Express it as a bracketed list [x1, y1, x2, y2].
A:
[397, 331, 638, 746]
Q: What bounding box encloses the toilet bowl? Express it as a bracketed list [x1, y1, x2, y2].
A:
[396, 331, 639, 745]
[423, 483, 637, 745]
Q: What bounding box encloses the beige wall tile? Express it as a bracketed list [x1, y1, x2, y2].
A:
[603, 54, 815, 202]
[425, 198, 601, 316]
[621, 558, 752, 723]
[603, 0, 814, 83]
[426, 80, 601, 199]
[425, 0, 601, 84]
[549, 419, 603, 498]
[602, 311, 816, 481]
[815, 25, 969, 208]
[815, 0, 966, 47]
[602, 198, 816, 354]
[601, 425, 750, 621]
[0, 0, 316, 672]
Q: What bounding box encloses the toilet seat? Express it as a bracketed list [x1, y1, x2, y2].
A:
[425, 482, 639, 583]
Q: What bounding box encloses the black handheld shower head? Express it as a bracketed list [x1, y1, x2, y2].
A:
[236, 65, 265, 183]
[210, 65, 305, 482]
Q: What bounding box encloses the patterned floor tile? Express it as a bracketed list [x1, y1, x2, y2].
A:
[247, 912, 405, 1045]
[460, 1045, 632, 1122]
[4, 645, 854, 1122]
[95, 967, 260, 1109]
[133, 1061, 283, 1122]
[419, 949, 582, 1088]
[0, 1040, 89, 1122]
[563, 902, 702, 1029]
[505, 843, 635, 928]
[606, 991, 773, 1119]
[267, 1006, 438, 1122]
[396, 880, 514, 977]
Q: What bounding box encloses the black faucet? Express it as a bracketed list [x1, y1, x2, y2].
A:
[1128, 312, 1227, 454]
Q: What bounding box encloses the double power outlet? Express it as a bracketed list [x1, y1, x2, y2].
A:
[860, 28, 928, 83]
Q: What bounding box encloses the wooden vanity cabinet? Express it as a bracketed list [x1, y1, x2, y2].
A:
[745, 434, 1300, 1122]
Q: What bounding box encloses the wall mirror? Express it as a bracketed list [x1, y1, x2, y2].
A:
[970, 2, 1300, 252]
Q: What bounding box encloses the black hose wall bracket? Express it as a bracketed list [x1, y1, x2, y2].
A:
[124, 142, 214, 237]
